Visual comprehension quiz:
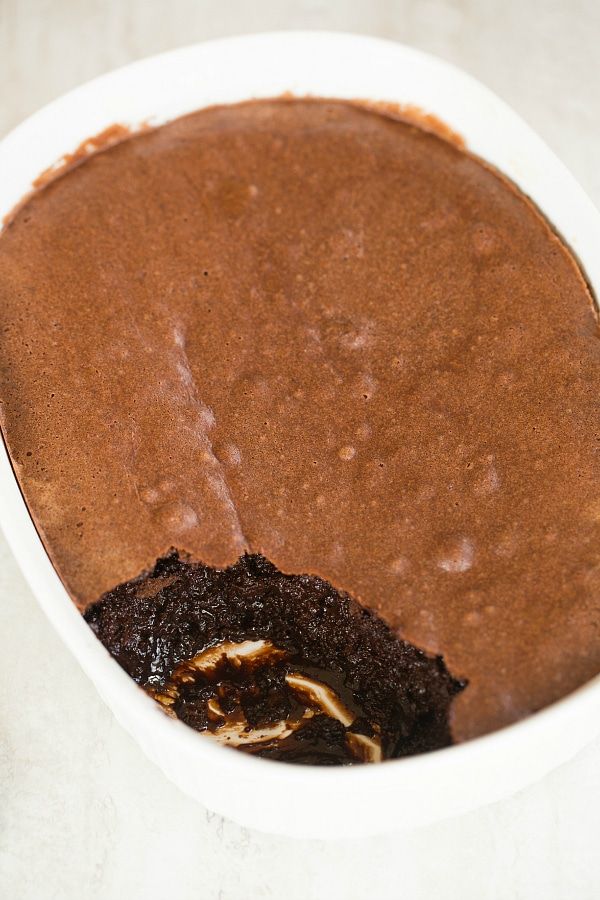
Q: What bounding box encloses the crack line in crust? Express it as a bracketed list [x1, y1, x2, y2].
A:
[172, 322, 249, 552]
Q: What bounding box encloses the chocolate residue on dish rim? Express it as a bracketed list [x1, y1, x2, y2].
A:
[33, 123, 135, 189]
[2, 123, 140, 228]
[355, 100, 465, 148]
[2, 96, 465, 228]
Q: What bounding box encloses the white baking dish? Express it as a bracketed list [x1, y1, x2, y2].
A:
[1, 32, 599, 839]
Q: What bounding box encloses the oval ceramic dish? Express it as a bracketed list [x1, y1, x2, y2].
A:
[1, 32, 600, 839]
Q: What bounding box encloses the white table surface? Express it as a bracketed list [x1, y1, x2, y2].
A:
[1, 1, 600, 897]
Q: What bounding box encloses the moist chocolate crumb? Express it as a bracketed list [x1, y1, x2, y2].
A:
[85, 553, 464, 764]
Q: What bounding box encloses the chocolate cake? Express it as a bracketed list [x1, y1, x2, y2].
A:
[1, 98, 599, 762]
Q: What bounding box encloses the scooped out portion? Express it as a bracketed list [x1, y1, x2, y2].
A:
[85, 553, 463, 764]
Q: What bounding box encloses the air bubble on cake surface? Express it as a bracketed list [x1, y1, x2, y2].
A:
[338, 445, 357, 461]
[153, 500, 199, 531]
[436, 535, 475, 573]
[389, 556, 410, 576]
[214, 442, 242, 467]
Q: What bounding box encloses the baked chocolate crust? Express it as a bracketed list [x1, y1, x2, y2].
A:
[1, 99, 599, 742]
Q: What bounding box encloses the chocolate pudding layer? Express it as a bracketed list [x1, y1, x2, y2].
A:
[85, 553, 463, 763]
[1, 99, 599, 745]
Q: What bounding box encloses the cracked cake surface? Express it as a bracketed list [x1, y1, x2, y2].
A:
[1, 98, 600, 743]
